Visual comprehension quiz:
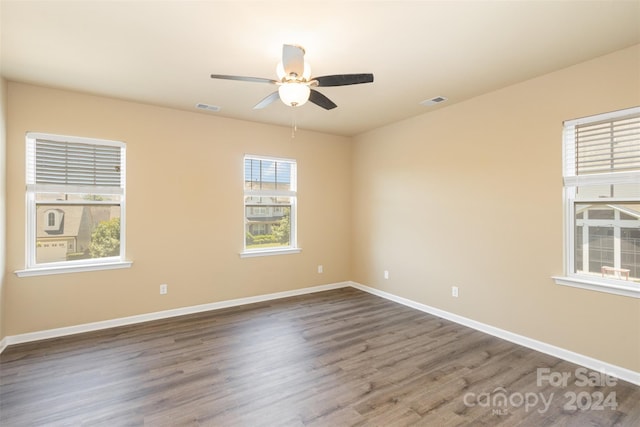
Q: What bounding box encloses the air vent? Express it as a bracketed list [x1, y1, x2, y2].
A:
[195, 103, 221, 112]
[420, 96, 448, 107]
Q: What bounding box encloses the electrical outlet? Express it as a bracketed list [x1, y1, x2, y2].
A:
[160, 284, 168, 295]
[384, 270, 389, 279]
[452, 286, 459, 298]
[317, 265, 323, 274]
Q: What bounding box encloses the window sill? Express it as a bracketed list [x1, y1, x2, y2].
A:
[15, 260, 133, 277]
[553, 275, 640, 299]
[240, 248, 302, 258]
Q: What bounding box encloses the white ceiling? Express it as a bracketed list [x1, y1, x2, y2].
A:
[2, 1, 639, 136]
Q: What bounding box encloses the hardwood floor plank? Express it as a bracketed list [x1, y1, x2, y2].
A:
[1, 287, 639, 426]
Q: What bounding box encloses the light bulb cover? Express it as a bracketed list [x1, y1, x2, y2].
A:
[278, 83, 310, 107]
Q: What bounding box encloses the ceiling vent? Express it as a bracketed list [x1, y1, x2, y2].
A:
[195, 103, 221, 112]
[420, 96, 448, 107]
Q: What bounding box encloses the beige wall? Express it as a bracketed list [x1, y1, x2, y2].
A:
[351, 45, 640, 372]
[3, 45, 639, 374]
[4, 82, 351, 336]
[0, 78, 7, 341]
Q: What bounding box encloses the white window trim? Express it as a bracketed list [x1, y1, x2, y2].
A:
[554, 107, 640, 298]
[553, 275, 639, 299]
[16, 260, 132, 277]
[240, 248, 302, 258]
[241, 154, 300, 257]
[18, 132, 131, 276]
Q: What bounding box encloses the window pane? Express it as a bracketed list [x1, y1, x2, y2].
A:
[245, 196, 291, 250]
[574, 202, 640, 281]
[588, 226, 614, 274]
[244, 158, 293, 192]
[575, 225, 583, 273]
[36, 204, 121, 263]
[622, 228, 640, 279]
[587, 208, 615, 220]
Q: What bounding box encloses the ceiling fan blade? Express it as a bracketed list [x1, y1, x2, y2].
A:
[282, 44, 305, 77]
[253, 91, 281, 109]
[309, 89, 337, 110]
[210, 74, 277, 84]
[315, 73, 374, 87]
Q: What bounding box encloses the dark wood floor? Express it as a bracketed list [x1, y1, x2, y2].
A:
[1, 288, 639, 426]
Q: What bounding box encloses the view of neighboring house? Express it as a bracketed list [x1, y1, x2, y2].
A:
[36, 205, 119, 263]
[245, 202, 287, 236]
[576, 204, 640, 281]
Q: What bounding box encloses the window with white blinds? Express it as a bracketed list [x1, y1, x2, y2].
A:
[21, 132, 128, 275]
[556, 106, 640, 298]
[242, 155, 298, 256]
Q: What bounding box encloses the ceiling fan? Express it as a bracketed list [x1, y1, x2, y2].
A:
[210, 44, 374, 110]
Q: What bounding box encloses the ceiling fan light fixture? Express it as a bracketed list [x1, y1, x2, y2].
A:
[211, 44, 373, 111]
[278, 83, 310, 107]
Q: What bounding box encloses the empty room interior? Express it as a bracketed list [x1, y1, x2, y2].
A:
[1, 1, 640, 425]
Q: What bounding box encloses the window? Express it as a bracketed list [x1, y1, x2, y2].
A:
[47, 211, 56, 227]
[251, 207, 267, 216]
[17, 133, 130, 276]
[554, 107, 640, 297]
[44, 209, 63, 231]
[250, 223, 268, 235]
[242, 155, 299, 256]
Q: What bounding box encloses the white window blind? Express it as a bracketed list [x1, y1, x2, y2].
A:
[27, 133, 124, 194]
[35, 139, 121, 185]
[564, 108, 640, 178]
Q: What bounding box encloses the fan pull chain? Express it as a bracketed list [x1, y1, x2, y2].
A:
[291, 108, 298, 138]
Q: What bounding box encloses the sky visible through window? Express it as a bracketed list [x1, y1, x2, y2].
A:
[244, 158, 292, 189]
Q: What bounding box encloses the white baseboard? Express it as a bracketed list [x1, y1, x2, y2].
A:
[2, 280, 638, 387]
[0, 281, 350, 352]
[349, 281, 640, 387]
